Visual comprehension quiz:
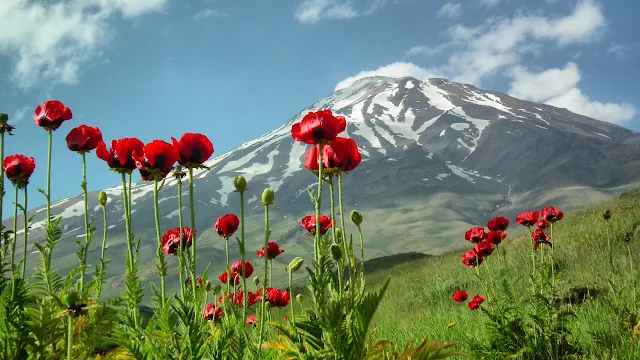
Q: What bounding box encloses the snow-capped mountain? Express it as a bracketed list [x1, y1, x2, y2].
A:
[7, 76, 640, 293]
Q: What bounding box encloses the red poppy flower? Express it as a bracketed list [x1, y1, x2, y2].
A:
[3, 154, 36, 188]
[132, 140, 178, 180]
[218, 271, 240, 285]
[215, 214, 240, 239]
[96, 138, 145, 174]
[66, 125, 103, 153]
[266, 288, 291, 308]
[230, 260, 254, 278]
[246, 315, 257, 325]
[304, 137, 362, 173]
[291, 109, 347, 144]
[34, 100, 72, 131]
[531, 229, 552, 250]
[536, 219, 549, 229]
[474, 241, 494, 257]
[256, 242, 284, 259]
[161, 227, 194, 255]
[464, 227, 486, 244]
[516, 211, 539, 227]
[301, 215, 332, 236]
[462, 250, 484, 268]
[486, 230, 506, 245]
[171, 133, 214, 168]
[186, 278, 204, 288]
[255, 287, 274, 302]
[468, 295, 485, 310]
[228, 291, 257, 307]
[487, 216, 509, 232]
[203, 304, 223, 320]
[451, 290, 468, 302]
[541, 206, 563, 223]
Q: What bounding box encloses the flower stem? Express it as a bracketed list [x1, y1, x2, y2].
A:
[46, 130, 52, 225]
[269, 260, 273, 290]
[289, 269, 296, 336]
[97, 204, 108, 300]
[529, 228, 536, 294]
[606, 224, 613, 274]
[177, 174, 186, 300]
[550, 223, 555, 289]
[315, 144, 324, 265]
[153, 178, 166, 308]
[0, 128, 5, 259]
[357, 224, 364, 275]
[258, 203, 270, 354]
[121, 174, 134, 278]
[79, 152, 90, 292]
[10, 185, 18, 297]
[239, 190, 248, 323]
[329, 178, 342, 293]
[66, 317, 73, 360]
[188, 168, 197, 300]
[21, 186, 28, 278]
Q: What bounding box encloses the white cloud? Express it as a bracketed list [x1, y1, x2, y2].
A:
[607, 42, 628, 59]
[12, 106, 30, 124]
[480, 0, 501, 7]
[0, 0, 168, 89]
[334, 62, 442, 91]
[336, 1, 636, 123]
[193, 9, 227, 21]
[437, 2, 462, 19]
[294, 0, 389, 23]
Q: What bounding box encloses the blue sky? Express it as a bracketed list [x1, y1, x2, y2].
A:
[0, 0, 638, 216]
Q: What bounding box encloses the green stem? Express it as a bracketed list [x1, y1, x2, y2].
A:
[79, 152, 89, 292]
[606, 224, 613, 274]
[225, 238, 230, 297]
[121, 174, 134, 278]
[188, 168, 197, 301]
[529, 228, 536, 294]
[21, 186, 28, 278]
[10, 186, 17, 298]
[153, 178, 166, 308]
[289, 269, 296, 335]
[315, 144, 324, 265]
[177, 174, 185, 300]
[0, 129, 5, 260]
[46, 130, 52, 225]
[357, 224, 364, 275]
[97, 204, 108, 300]
[269, 260, 273, 289]
[128, 174, 132, 220]
[329, 178, 342, 293]
[258, 204, 270, 353]
[239, 190, 247, 322]
[66, 316, 73, 360]
[550, 223, 555, 289]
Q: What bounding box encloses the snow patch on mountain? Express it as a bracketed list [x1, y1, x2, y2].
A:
[595, 132, 611, 139]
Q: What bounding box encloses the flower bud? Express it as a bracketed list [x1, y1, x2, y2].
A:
[335, 227, 343, 243]
[350, 210, 363, 226]
[0, 113, 8, 124]
[234, 175, 247, 192]
[296, 294, 303, 303]
[253, 276, 260, 286]
[213, 284, 222, 293]
[62, 291, 79, 308]
[261, 188, 275, 206]
[98, 191, 108, 207]
[289, 257, 304, 272]
[204, 280, 212, 291]
[603, 209, 611, 221]
[330, 244, 342, 261]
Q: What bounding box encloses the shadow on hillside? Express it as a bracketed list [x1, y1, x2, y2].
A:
[364, 252, 431, 273]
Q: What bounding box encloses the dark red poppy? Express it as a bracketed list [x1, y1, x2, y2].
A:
[301, 215, 332, 236]
[255, 287, 274, 302]
[132, 140, 178, 180]
[464, 227, 486, 244]
[304, 137, 362, 173]
[230, 260, 254, 278]
[256, 242, 284, 259]
[203, 304, 223, 320]
[219, 291, 257, 307]
[541, 206, 563, 223]
[161, 227, 194, 255]
[486, 230, 506, 245]
[3, 154, 36, 188]
[96, 138, 145, 174]
[215, 214, 240, 239]
[34, 100, 72, 131]
[452, 290, 468, 302]
[66, 125, 103, 153]
[171, 133, 214, 168]
[186, 278, 204, 288]
[474, 241, 494, 257]
[291, 109, 347, 144]
[246, 315, 257, 325]
[266, 288, 291, 308]
[516, 211, 539, 227]
[487, 216, 509, 232]
[468, 295, 485, 310]
[536, 219, 549, 229]
[531, 229, 552, 250]
[218, 271, 240, 285]
[462, 250, 483, 268]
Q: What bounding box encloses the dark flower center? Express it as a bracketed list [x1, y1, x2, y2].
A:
[154, 156, 166, 170]
[190, 148, 202, 163]
[313, 128, 325, 140]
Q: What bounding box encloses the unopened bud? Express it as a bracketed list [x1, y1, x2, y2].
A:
[0, 113, 8, 124]
[296, 294, 303, 303]
[253, 276, 260, 286]
[261, 188, 275, 206]
[335, 228, 343, 243]
[213, 285, 222, 293]
[350, 210, 363, 226]
[330, 244, 342, 261]
[204, 280, 212, 291]
[234, 176, 247, 192]
[98, 191, 108, 207]
[289, 257, 304, 272]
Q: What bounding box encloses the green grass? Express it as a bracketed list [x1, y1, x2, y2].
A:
[364, 188, 640, 358]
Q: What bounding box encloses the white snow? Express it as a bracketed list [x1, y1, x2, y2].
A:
[375, 118, 398, 146]
[534, 125, 548, 130]
[387, 158, 397, 162]
[421, 82, 456, 111]
[436, 173, 450, 181]
[58, 200, 85, 219]
[498, 115, 506, 119]
[405, 81, 414, 89]
[236, 148, 279, 183]
[108, 224, 116, 229]
[36, 198, 71, 212]
[166, 207, 185, 219]
[247, 195, 258, 204]
[450, 123, 470, 131]
[517, 108, 551, 125]
[416, 111, 447, 133]
[594, 132, 611, 139]
[439, 129, 446, 137]
[216, 176, 236, 206]
[372, 87, 404, 121]
[448, 107, 491, 159]
[352, 122, 386, 155]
